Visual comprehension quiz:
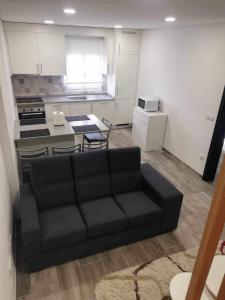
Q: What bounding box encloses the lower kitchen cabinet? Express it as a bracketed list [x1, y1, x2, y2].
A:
[69, 102, 92, 115]
[114, 99, 135, 125]
[45, 103, 70, 118]
[92, 101, 114, 124]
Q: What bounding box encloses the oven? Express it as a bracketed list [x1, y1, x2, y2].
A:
[16, 97, 46, 120]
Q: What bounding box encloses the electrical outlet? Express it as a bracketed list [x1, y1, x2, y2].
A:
[200, 155, 205, 161]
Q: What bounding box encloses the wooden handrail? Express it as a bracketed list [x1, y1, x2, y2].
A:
[217, 275, 225, 300]
[185, 157, 225, 300]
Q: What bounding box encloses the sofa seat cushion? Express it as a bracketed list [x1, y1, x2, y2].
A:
[40, 205, 87, 251]
[115, 190, 163, 229]
[79, 197, 128, 238]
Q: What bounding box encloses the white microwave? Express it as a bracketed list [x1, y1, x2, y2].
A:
[138, 97, 159, 112]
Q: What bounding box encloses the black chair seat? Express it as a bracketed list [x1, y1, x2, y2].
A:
[115, 190, 163, 229]
[83, 132, 107, 143]
[40, 204, 87, 251]
[79, 197, 128, 238]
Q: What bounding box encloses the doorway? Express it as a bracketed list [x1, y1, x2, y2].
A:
[203, 86, 225, 181]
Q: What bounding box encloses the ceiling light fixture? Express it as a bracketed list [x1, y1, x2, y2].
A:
[114, 25, 123, 29]
[165, 16, 176, 22]
[64, 8, 76, 14]
[44, 20, 55, 24]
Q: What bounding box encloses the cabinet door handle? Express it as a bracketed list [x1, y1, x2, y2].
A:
[37, 64, 39, 74]
[41, 64, 43, 74]
[118, 43, 120, 54]
[115, 102, 117, 111]
[107, 63, 109, 73]
[116, 85, 119, 97]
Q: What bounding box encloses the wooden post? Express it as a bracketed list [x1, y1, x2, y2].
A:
[185, 157, 225, 300]
[217, 275, 225, 300]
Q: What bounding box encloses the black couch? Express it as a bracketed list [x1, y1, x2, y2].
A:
[20, 147, 183, 272]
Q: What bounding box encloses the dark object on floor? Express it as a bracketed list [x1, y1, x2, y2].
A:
[20, 147, 183, 272]
[72, 124, 100, 133]
[83, 118, 112, 149]
[20, 118, 46, 126]
[17, 147, 49, 184]
[20, 129, 50, 139]
[65, 115, 90, 122]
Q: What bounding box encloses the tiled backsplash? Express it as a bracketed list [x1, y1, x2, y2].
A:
[12, 75, 66, 96]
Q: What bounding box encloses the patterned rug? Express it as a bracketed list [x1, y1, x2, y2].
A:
[95, 241, 225, 300]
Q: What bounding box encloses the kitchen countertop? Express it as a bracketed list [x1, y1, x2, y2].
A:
[15, 94, 114, 105]
[14, 114, 109, 142]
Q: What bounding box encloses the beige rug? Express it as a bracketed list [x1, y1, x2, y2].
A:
[95, 241, 224, 300]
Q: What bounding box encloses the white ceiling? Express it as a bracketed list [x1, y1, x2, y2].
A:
[0, 0, 225, 29]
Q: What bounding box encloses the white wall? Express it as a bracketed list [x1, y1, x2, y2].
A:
[137, 23, 225, 174]
[0, 20, 18, 300]
[0, 143, 16, 300]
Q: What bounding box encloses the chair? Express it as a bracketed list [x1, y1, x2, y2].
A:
[52, 144, 81, 155]
[82, 141, 108, 152]
[17, 147, 49, 184]
[82, 118, 112, 149]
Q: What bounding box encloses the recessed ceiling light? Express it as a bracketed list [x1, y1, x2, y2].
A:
[44, 20, 55, 24]
[165, 16, 176, 22]
[114, 25, 123, 29]
[64, 8, 76, 14]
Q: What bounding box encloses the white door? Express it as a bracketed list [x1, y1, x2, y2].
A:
[118, 30, 140, 55]
[69, 103, 92, 115]
[116, 55, 139, 99]
[37, 33, 66, 76]
[7, 31, 39, 74]
[92, 101, 114, 124]
[114, 99, 135, 125]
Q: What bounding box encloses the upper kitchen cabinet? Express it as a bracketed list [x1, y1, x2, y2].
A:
[116, 55, 139, 99]
[37, 33, 66, 76]
[7, 31, 39, 74]
[6, 31, 66, 75]
[116, 30, 141, 55]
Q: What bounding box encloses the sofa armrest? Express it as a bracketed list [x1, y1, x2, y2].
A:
[20, 184, 41, 253]
[141, 163, 183, 232]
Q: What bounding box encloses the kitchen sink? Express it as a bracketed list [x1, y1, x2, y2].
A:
[66, 95, 87, 101]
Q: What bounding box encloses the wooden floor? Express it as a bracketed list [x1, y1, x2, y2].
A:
[17, 128, 225, 300]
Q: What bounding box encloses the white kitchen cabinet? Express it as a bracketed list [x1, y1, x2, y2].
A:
[116, 55, 139, 99]
[114, 99, 135, 125]
[92, 101, 114, 124]
[37, 33, 66, 76]
[132, 107, 167, 151]
[117, 30, 140, 55]
[7, 31, 39, 74]
[45, 103, 70, 118]
[69, 102, 92, 115]
[6, 31, 66, 75]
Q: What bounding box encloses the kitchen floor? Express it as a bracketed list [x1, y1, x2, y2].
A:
[16, 128, 224, 300]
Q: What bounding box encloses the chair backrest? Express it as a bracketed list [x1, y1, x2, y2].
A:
[82, 141, 108, 152]
[52, 144, 81, 155]
[17, 147, 49, 184]
[102, 118, 112, 139]
[31, 155, 76, 210]
[72, 150, 111, 203]
[108, 147, 141, 195]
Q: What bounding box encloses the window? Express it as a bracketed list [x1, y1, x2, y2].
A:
[65, 36, 104, 93]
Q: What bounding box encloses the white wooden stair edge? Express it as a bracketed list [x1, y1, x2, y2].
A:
[170, 255, 225, 300]
[170, 273, 214, 300]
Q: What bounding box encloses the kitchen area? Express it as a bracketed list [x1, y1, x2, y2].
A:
[2, 21, 141, 156]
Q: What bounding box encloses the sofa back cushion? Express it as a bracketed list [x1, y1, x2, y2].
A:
[72, 150, 111, 202]
[108, 147, 141, 195]
[31, 155, 76, 210]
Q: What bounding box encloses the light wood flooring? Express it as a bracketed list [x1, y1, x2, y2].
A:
[17, 128, 225, 300]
